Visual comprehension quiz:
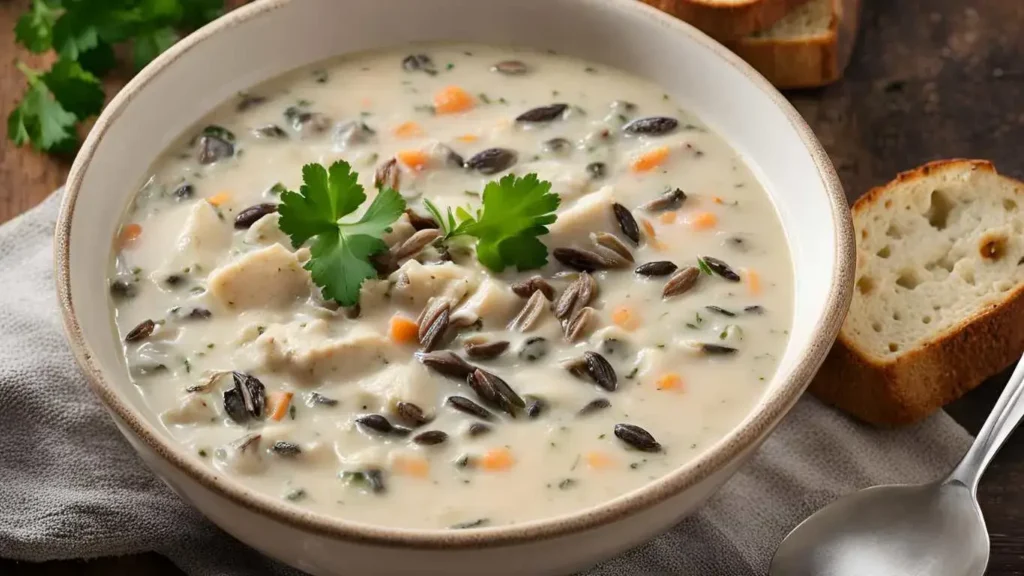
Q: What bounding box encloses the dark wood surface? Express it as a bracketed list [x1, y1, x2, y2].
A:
[2, 0, 1024, 574]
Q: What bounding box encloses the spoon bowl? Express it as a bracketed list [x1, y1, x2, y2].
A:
[772, 350, 1024, 576]
[770, 480, 988, 576]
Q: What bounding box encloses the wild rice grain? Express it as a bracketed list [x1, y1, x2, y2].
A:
[508, 290, 547, 332]
[614, 423, 662, 452]
[415, 351, 475, 380]
[564, 306, 595, 343]
[635, 261, 678, 277]
[124, 319, 156, 343]
[592, 232, 634, 263]
[395, 401, 431, 427]
[578, 398, 611, 417]
[662, 266, 700, 298]
[447, 395, 495, 421]
[464, 340, 510, 360]
[510, 276, 556, 301]
[702, 256, 741, 282]
[412, 430, 449, 446]
[583, 351, 618, 391]
[419, 303, 450, 352]
[612, 203, 640, 245]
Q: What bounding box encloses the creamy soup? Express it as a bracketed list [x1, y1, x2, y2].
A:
[109, 43, 793, 529]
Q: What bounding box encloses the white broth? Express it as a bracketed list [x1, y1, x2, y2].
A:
[109, 43, 793, 529]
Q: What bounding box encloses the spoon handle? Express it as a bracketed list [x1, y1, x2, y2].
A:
[947, 352, 1024, 492]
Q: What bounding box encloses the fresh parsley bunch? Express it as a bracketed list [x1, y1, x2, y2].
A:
[278, 161, 560, 307]
[9, 0, 224, 153]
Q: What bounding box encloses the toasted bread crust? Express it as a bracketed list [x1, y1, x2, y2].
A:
[726, 0, 861, 89]
[641, 0, 814, 41]
[810, 159, 1024, 426]
[853, 159, 996, 217]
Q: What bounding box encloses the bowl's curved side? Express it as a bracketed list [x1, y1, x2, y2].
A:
[125, 415, 762, 575]
[55, 0, 854, 553]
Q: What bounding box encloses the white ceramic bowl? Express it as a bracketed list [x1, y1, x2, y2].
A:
[55, 0, 854, 574]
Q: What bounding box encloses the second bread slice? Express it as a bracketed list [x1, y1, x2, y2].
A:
[726, 0, 861, 89]
[642, 0, 813, 42]
[811, 160, 1024, 426]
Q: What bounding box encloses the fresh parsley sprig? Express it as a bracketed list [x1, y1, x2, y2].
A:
[9, 0, 224, 153]
[278, 164, 561, 307]
[277, 161, 406, 307]
[422, 173, 560, 272]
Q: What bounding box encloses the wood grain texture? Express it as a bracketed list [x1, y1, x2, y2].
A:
[2, 0, 1024, 574]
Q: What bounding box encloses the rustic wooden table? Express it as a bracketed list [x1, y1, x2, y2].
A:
[2, 0, 1024, 574]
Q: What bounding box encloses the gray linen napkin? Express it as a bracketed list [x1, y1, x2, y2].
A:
[0, 192, 973, 576]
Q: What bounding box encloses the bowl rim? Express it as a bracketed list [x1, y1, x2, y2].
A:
[54, 0, 854, 549]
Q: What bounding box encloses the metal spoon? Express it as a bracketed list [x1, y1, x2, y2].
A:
[770, 352, 1024, 576]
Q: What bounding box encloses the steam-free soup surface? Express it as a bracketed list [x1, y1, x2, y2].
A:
[109, 43, 792, 529]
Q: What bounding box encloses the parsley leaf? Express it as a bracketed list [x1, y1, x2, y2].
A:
[461, 173, 560, 272]
[422, 198, 474, 240]
[52, 12, 103, 61]
[278, 161, 406, 306]
[7, 64, 80, 152]
[420, 174, 559, 272]
[132, 27, 180, 70]
[15, 0, 60, 54]
[41, 59, 105, 119]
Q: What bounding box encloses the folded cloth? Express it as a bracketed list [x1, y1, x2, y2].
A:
[0, 192, 973, 576]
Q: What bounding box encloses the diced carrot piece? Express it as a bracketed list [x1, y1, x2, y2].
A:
[658, 211, 678, 224]
[397, 149, 430, 171]
[480, 447, 515, 471]
[640, 218, 666, 251]
[611, 306, 640, 331]
[456, 134, 479, 143]
[393, 121, 424, 139]
[207, 192, 231, 206]
[434, 85, 475, 115]
[585, 451, 615, 470]
[656, 373, 685, 392]
[745, 268, 762, 296]
[712, 196, 724, 205]
[641, 219, 656, 238]
[389, 315, 419, 343]
[392, 454, 430, 478]
[630, 146, 670, 172]
[117, 223, 142, 248]
[268, 391, 294, 421]
[686, 211, 718, 231]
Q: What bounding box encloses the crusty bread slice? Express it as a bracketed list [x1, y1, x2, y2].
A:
[811, 160, 1024, 426]
[641, 0, 814, 41]
[726, 0, 861, 89]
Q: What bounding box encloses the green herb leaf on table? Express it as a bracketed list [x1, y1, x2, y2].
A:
[7, 64, 81, 153]
[277, 161, 406, 307]
[41, 59, 105, 119]
[51, 11, 103, 61]
[14, 0, 60, 54]
[132, 27, 180, 70]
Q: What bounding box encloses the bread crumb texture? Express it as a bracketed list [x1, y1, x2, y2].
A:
[750, 0, 834, 39]
[846, 159, 1024, 360]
